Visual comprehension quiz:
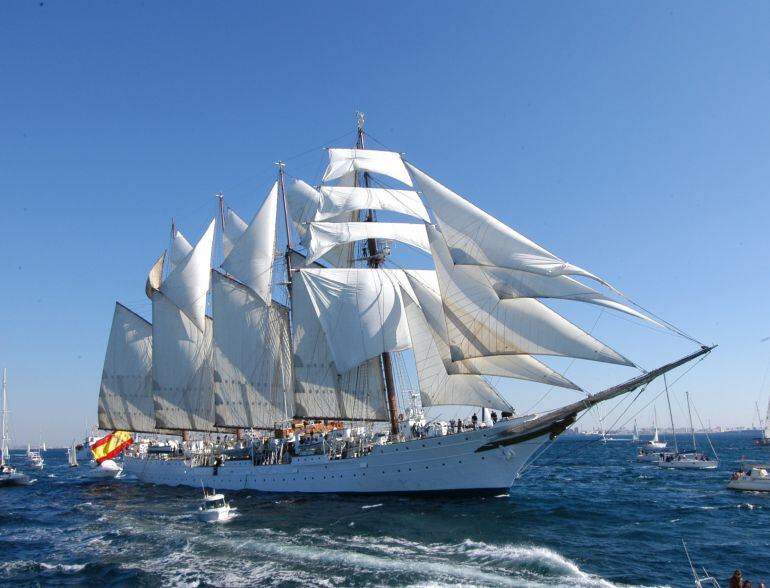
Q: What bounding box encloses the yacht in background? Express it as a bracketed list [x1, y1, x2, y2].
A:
[0, 369, 31, 488]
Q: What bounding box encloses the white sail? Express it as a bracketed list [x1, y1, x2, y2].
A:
[403, 295, 513, 412]
[285, 179, 321, 241]
[152, 291, 217, 431]
[323, 148, 412, 186]
[406, 162, 598, 280]
[169, 230, 193, 272]
[98, 303, 157, 432]
[316, 186, 429, 221]
[305, 221, 430, 265]
[285, 178, 360, 268]
[298, 268, 412, 374]
[223, 209, 248, 259]
[212, 271, 293, 429]
[220, 183, 278, 304]
[291, 261, 388, 421]
[161, 220, 216, 331]
[403, 270, 581, 390]
[427, 225, 633, 366]
[481, 266, 661, 326]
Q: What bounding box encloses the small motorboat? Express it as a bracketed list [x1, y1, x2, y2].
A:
[27, 450, 44, 470]
[728, 465, 770, 492]
[198, 488, 234, 523]
[88, 459, 123, 479]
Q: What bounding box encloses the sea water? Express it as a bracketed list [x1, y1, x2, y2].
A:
[0, 432, 766, 587]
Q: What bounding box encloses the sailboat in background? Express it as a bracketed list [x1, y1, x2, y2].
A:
[754, 399, 770, 446]
[637, 408, 668, 461]
[1, 369, 31, 488]
[98, 116, 713, 494]
[657, 390, 718, 470]
[67, 441, 79, 468]
[632, 420, 640, 443]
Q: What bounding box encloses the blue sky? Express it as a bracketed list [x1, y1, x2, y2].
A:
[1, 1, 769, 445]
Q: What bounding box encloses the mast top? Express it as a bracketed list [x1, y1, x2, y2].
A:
[356, 111, 365, 133]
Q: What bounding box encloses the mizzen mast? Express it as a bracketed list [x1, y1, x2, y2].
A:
[356, 113, 400, 436]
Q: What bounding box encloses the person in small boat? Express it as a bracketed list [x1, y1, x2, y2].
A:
[729, 569, 743, 588]
[491, 411, 498, 424]
[743, 580, 752, 588]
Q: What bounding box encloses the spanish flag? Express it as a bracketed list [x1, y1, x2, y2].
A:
[91, 431, 133, 463]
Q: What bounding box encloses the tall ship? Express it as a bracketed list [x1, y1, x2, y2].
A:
[97, 117, 712, 494]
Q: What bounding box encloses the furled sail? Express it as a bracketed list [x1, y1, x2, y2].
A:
[299, 268, 412, 374]
[152, 291, 218, 431]
[98, 303, 158, 432]
[223, 209, 248, 259]
[405, 162, 598, 280]
[220, 183, 278, 304]
[427, 225, 633, 366]
[402, 295, 513, 412]
[212, 271, 293, 429]
[291, 255, 388, 421]
[161, 220, 216, 331]
[305, 221, 430, 265]
[323, 148, 413, 186]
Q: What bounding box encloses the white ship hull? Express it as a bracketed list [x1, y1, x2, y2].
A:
[124, 421, 551, 494]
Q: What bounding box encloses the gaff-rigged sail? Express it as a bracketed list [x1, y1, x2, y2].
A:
[98, 303, 158, 432]
[212, 271, 293, 429]
[152, 291, 218, 431]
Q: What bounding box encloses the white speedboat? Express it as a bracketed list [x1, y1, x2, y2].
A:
[27, 450, 44, 470]
[1, 369, 31, 488]
[198, 489, 234, 523]
[728, 465, 770, 492]
[88, 459, 123, 479]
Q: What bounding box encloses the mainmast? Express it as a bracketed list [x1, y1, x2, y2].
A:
[664, 374, 679, 454]
[686, 390, 697, 450]
[356, 113, 400, 436]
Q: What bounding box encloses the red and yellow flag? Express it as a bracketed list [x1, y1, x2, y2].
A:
[90, 431, 133, 463]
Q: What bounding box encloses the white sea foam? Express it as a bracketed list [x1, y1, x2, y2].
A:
[361, 503, 383, 510]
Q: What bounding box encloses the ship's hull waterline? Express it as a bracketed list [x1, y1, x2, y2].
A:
[123, 420, 551, 494]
